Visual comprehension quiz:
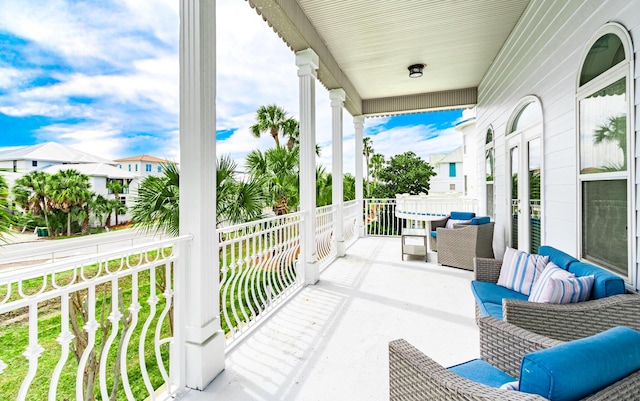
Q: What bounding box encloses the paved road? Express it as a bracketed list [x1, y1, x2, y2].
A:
[0, 228, 167, 267]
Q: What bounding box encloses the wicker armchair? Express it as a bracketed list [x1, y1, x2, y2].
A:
[389, 316, 640, 401]
[428, 211, 476, 251]
[435, 222, 495, 270]
[474, 257, 640, 341]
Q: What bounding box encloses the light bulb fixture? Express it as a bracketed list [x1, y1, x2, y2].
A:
[408, 63, 425, 78]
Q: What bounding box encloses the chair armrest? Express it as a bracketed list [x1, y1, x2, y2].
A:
[474, 258, 502, 283]
[503, 294, 640, 342]
[477, 316, 561, 378]
[584, 369, 640, 400]
[389, 338, 545, 401]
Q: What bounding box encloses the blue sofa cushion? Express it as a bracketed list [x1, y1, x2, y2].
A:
[519, 326, 640, 401]
[538, 245, 579, 270]
[430, 231, 437, 237]
[471, 281, 528, 319]
[471, 216, 491, 225]
[448, 359, 515, 388]
[568, 262, 626, 300]
[450, 211, 476, 220]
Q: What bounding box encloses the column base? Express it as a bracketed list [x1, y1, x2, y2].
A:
[305, 260, 319, 285]
[336, 240, 345, 257]
[185, 329, 226, 390]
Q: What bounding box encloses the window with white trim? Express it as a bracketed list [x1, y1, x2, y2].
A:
[484, 126, 495, 218]
[577, 24, 633, 279]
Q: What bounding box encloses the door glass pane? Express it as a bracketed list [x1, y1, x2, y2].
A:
[579, 78, 627, 173]
[582, 179, 627, 276]
[511, 146, 519, 249]
[528, 139, 541, 254]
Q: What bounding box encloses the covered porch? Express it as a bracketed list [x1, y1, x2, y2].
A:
[182, 236, 477, 401]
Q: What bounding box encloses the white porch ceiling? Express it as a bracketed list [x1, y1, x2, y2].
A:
[246, 0, 531, 116]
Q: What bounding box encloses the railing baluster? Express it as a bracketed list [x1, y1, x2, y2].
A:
[139, 265, 159, 399]
[121, 271, 141, 401]
[75, 285, 97, 401]
[99, 277, 122, 401]
[18, 303, 44, 401]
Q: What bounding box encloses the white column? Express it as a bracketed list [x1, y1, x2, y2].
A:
[330, 89, 346, 257]
[296, 49, 319, 285]
[354, 116, 365, 237]
[178, 0, 224, 390]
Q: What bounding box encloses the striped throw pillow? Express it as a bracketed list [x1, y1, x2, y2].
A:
[497, 247, 549, 295]
[529, 264, 594, 303]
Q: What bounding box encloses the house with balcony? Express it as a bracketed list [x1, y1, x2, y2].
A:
[114, 155, 172, 178]
[2, 1, 640, 400]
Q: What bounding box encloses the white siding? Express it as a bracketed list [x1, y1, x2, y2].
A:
[477, 0, 640, 279]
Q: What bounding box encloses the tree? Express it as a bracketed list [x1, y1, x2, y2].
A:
[246, 146, 300, 215]
[343, 173, 356, 202]
[92, 194, 110, 228]
[13, 170, 52, 233]
[373, 151, 436, 198]
[363, 137, 374, 195]
[316, 167, 333, 207]
[594, 114, 627, 170]
[283, 118, 299, 150]
[47, 169, 93, 237]
[0, 174, 15, 242]
[368, 153, 385, 195]
[131, 159, 265, 236]
[250, 104, 289, 148]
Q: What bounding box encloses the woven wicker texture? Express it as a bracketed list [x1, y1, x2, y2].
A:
[391, 317, 640, 400]
[473, 257, 502, 283]
[435, 223, 495, 270]
[389, 338, 545, 401]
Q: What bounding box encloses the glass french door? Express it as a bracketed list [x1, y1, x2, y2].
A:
[507, 129, 542, 253]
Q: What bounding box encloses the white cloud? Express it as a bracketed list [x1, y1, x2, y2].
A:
[0, 67, 27, 89]
[34, 122, 127, 160]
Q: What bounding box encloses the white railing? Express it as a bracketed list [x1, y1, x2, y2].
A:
[0, 235, 191, 401]
[394, 194, 478, 222]
[364, 198, 403, 236]
[316, 205, 337, 272]
[218, 213, 303, 347]
[343, 200, 358, 248]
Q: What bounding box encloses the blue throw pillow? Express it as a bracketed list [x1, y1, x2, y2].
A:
[449, 211, 475, 220]
[471, 216, 491, 225]
[519, 326, 640, 401]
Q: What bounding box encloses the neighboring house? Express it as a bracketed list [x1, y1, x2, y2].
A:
[114, 155, 172, 178]
[457, 117, 478, 200]
[429, 147, 464, 196]
[0, 141, 114, 173]
[0, 142, 136, 227]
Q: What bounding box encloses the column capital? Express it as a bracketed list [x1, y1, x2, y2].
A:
[329, 88, 346, 107]
[353, 115, 365, 128]
[296, 48, 319, 72]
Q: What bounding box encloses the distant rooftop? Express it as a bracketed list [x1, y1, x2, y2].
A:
[114, 155, 173, 163]
[42, 163, 136, 179]
[0, 142, 115, 165]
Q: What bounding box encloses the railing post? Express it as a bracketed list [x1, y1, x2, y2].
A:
[178, 0, 225, 390]
[354, 116, 365, 237]
[330, 88, 346, 257]
[296, 49, 319, 285]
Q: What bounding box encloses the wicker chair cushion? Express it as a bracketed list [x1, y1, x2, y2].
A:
[537, 245, 579, 270]
[471, 281, 528, 318]
[497, 247, 549, 296]
[449, 211, 476, 220]
[445, 218, 471, 229]
[447, 359, 515, 388]
[568, 262, 626, 300]
[519, 326, 640, 401]
[471, 216, 491, 225]
[529, 263, 594, 304]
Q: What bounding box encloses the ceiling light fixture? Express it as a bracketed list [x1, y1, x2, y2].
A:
[408, 64, 425, 78]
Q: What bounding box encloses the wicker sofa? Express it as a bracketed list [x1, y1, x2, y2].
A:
[389, 317, 640, 401]
[472, 245, 640, 341]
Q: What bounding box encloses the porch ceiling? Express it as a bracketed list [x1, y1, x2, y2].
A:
[246, 0, 531, 116]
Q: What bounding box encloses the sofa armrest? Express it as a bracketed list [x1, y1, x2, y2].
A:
[503, 294, 640, 342]
[389, 338, 545, 401]
[474, 258, 502, 283]
[477, 316, 561, 378]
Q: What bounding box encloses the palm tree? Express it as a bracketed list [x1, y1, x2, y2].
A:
[246, 146, 300, 215]
[13, 170, 52, 232]
[316, 167, 332, 207]
[47, 169, 93, 237]
[283, 118, 299, 150]
[369, 153, 385, 194]
[250, 104, 289, 148]
[92, 194, 110, 228]
[594, 114, 627, 170]
[363, 137, 374, 195]
[0, 175, 15, 242]
[131, 159, 265, 236]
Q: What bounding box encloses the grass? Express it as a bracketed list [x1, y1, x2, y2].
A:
[0, 236, 301, 400]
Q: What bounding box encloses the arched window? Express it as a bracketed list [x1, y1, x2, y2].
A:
[577, 23, 633, 278]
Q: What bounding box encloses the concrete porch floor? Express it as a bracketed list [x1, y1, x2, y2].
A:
[181, 236, 479, 400]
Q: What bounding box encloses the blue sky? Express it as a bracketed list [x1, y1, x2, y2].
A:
[0, 0, 467, 174]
